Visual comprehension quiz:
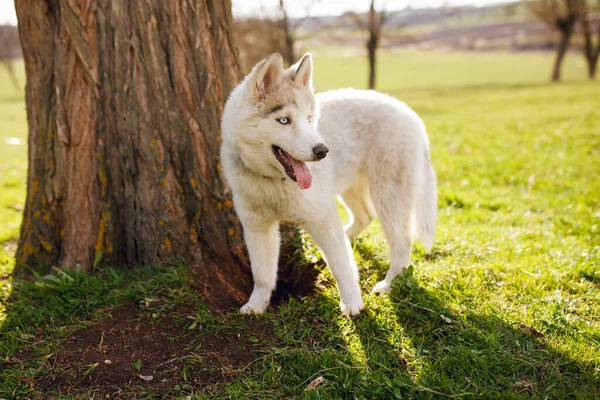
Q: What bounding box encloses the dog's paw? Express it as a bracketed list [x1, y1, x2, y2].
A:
[371, 280, 392, 294]
[240, 302, 267, 315]
[339, 297, 365, 316]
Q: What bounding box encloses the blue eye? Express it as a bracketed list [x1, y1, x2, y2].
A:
[277, 117, 290, 125]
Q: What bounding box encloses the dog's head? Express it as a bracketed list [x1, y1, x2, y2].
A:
[221, 53, 327, 190]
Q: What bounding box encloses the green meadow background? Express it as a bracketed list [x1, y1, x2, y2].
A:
[1, 50, 599, 398]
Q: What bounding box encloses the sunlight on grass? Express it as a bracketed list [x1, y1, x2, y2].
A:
[1, 51, 599, 398]
[0, 60, 26, 337]
[336, 316, 368, 366]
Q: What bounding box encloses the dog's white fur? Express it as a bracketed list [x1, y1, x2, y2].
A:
[220, 53, 437, 316]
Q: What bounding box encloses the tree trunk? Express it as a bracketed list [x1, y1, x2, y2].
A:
[366, 0, 379, 90]
[279, 0, 295, 66]
[367, 38, 377, 90]
[14, 0, 253, 308]
[552, 23, 574, 82]
[589, 58, 598, 79]
[1, 61, 20, 89]
[581, 11, 599, 80]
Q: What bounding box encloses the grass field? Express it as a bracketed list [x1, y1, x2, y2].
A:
[1, 51, 599, 399]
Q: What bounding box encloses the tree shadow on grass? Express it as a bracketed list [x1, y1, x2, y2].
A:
[263, 236, 600, 399]
[397, 81, 574, 97]
[0, 95, 24, 104]
[1, 242, 598, 399]
[345, 269, 600, 399]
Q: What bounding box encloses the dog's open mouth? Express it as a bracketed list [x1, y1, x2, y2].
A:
[272, 145, 312, 190]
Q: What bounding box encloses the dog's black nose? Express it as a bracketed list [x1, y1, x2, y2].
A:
[313, 143, 329, 160]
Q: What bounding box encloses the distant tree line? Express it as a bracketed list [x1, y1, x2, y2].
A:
[234, 0, 390, 89]
[0, 24, 22, 89]
[7, 2, 599, 91]
[527, 0, 600, 81]
[236, 0, 599, 87]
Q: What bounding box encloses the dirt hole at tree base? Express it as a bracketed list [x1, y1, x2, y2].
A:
[42, 304, 278, 397]
[194, 224, 323, 312]
[191, 256, 322, 313]
[9, 224, 324, 396]
[41, 247, 322, 397]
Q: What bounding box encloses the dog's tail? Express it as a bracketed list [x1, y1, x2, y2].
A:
[415, 147, 437, 253]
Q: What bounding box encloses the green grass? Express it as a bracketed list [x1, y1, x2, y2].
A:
[1, 51, 599, 399]
[0, 61, 27, 340]
[312, 49, 589, 92]
[0, 62, 27, 246]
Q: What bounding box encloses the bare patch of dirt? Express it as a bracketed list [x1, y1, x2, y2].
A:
[52, 303, 276, 397]
[191, 223, 322, 312]
[1, 238, 18, 257]
[272, 224, 322, 306]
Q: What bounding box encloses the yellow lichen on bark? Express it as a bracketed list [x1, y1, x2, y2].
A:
[161, 236, 172, 252]
[94, 211, 113, 255]
[20, 242, 35, 258]
[189, 225, 198, 244]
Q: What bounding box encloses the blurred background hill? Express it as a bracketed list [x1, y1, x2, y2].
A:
[230, 0, 599, 78]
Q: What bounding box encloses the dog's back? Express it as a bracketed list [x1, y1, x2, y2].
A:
[316, 89, 437, 260]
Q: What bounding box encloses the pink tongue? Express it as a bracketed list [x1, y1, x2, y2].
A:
[289, 157, 312, 189]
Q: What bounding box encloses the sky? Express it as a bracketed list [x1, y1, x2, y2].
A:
[0, 0, 505, 25]
[0, 0, 14, 25]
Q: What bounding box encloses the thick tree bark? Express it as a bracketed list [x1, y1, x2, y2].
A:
[552, 23, 575, 82]
[14, 0, 255, 307]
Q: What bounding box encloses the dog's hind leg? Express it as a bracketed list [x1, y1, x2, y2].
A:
[340, 175, 376, 239]
[368, 171, 417, 294]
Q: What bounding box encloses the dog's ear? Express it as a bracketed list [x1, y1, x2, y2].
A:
[291, 53, 313, 89]
[250, 53, 284, 97]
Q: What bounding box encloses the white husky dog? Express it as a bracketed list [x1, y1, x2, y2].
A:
[220, 53, 437, 316]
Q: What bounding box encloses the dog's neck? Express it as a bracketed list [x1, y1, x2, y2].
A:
[228, 147, 284, 183]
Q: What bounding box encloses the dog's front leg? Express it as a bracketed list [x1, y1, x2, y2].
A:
[240, 217, 280, 314]
[304, 210, 365, 316]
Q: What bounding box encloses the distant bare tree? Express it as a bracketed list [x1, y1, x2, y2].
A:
[580, 0, 600, 78]
[278, 0, 323, 66]
[234, 17, 287, 73]
[234, 1, 319, 71]
[527, 0, 585, 81]
[280, 0, 295, 66]
[351, 1, 390, 89]
[367, 1, 389, 89]
[1, 61, 19, 89]
[0, 25, 21, 90]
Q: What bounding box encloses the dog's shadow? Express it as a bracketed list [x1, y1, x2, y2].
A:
[278, 235, 599, 398]
[351, 235, 451, 286]
[303, 270, 599, 398]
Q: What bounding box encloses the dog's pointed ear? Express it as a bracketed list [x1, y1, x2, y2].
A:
[291, 53, 313, 89]
[251, 53, 284, 96]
